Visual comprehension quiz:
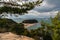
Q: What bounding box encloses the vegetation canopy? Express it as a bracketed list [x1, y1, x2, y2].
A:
[0, 0, 43, 14]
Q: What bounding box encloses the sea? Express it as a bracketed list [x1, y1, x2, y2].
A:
[12, 18, 52, 30]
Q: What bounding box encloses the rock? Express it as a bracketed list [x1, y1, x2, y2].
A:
[0, 32, 34, 40]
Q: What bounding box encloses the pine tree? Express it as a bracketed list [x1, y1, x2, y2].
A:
[0, 0, 43, 15]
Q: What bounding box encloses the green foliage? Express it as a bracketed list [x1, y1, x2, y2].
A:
[40, 12, 60, 40]
[0, 19, 25, 33]
[51, 12, 60, 40]
[0, 6, 28, 14]
[0, 0, 43, 14]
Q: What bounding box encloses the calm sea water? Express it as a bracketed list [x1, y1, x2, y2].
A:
[12, 18, 51, 30]
[28, 18, 51, 30]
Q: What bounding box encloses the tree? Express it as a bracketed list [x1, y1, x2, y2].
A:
[40, 12, 60, 40]
[0, 0, 43, 14]
[51, 12, 60, 40]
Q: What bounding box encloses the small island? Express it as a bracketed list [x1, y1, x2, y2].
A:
[22, 19, 38, 28]
[22, 19, 38, 24]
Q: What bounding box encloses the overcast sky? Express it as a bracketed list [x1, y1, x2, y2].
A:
[34, 0, 60, 12]
[18, 0, 60, 18]
[3, 0, 60, 19]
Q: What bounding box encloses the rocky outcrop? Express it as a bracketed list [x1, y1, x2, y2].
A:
[0, 32, 34, 40]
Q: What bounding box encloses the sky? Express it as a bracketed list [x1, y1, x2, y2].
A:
[34, 0, 60, 12]
[1, 0, 60, 19]
[16, 0, 60, 19]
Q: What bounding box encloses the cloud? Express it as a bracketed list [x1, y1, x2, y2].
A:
[33, 0, 60, 12]
[1, 0, 59, 19]
[16, 10, 58, 19]
[6, 10, 58, 19]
